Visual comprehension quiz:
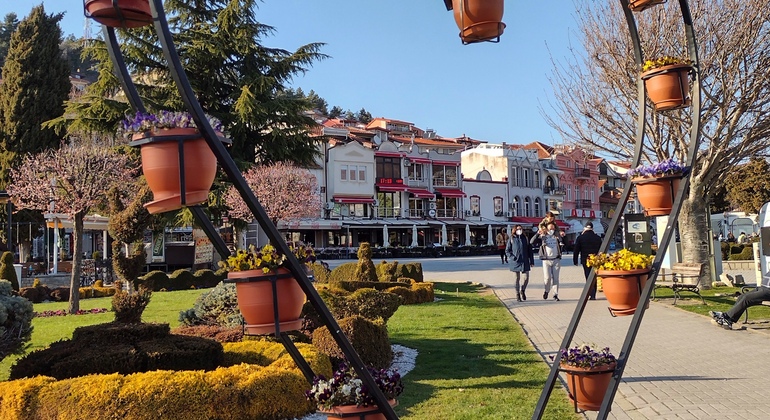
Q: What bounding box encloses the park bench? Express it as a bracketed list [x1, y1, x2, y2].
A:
[653, 262, 706, 305]
[739, 286, 770, 323]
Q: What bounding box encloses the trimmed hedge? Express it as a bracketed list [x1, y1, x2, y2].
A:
[139, 269, 226, 292]
[0, 341, 331, 420]
[729, 246, 754, 260]
[376, 260, 399, 283]
[171, 325, 244, 343]
[395, 262, 423, 282]
[385, 282, 434, 305]
[312, 315, 392, 369]
[329, 262, 357, 283]
[10, 322, 222, 380]
[310, 262, 330, 283]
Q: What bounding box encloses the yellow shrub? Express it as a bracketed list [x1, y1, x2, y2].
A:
[0, 341, 331, 420]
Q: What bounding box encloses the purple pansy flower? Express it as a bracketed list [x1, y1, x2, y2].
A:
[626, 158, 688, 179]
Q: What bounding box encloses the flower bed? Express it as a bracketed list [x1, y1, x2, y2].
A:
[0, 340, 331, 420]
[34, 308, 108, 318]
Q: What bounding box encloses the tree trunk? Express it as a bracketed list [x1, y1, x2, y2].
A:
[68, 212, 84, 314]
[679, 178, 712, 290]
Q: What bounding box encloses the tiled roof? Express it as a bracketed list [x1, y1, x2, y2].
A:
[523, 141, 555, 159]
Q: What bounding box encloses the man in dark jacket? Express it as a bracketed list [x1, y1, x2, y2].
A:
[573, 221, 603, 300]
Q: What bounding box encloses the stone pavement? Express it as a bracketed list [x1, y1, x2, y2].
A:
[422, 258, 770, 420]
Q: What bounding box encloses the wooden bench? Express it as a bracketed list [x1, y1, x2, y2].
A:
[740, 286, 770, 323]
[653, 262, 706, 305]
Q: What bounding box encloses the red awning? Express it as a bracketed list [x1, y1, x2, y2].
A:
[374, 151, 404, 158]
[377, 184, 408, 192]
[333, 196, 375, 204]
[435, 189, 466, 198]
[407, 157, 432, 164]
[432, 160, 460, 166]
[407, 188, 435, 199]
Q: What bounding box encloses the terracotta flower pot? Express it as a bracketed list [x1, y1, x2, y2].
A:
[641, 63, 693, 111]
[633, 174, 682, 216]
[227, 268, 306, 335]
[320, 400, 398, 420]
[628, 0, 667, 12]
[84, 0, 152, 28]
[451, 0, 505, 44]
[560, 363, 616, 411]
[133, 128, 218, 214]
[597, 269, 650, 316]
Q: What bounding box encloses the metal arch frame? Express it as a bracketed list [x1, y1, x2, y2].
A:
[532, 0, 702, 418]
[94, 2, 399, 419]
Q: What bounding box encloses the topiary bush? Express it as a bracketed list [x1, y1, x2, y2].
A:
[171, 325, 243, 343]
[396, 262, 423, 282]
[312, 315, 392, 369]
[385, 286, 418, 305]
[310, 262, 331, 283]
[0, 341, 332, 420]
[353, 243, 378, 283]
[139, 270, 169, 290]
[329, 262, 357, 283]
[9, 322, 224, 380]
[112, 287, 152, 323]
[0, 251, 19, 291]
[19, 285, 51, 303]
[178, 282, 243, 328]
[344, 288, 402, 322]
[0, 280, 34, 361]
[376, 260, 399, 283]
[729, 246, 754, 260]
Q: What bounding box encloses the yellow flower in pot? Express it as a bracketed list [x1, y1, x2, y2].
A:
[587, 249, 654, 316]
[640, 56, 694, 111]
[221, 243, 315, 335]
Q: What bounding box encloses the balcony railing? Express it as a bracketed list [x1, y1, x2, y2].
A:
[437, 209, 458, 218]
[408, 209, 424, 218]
[576, 199, 592, 209]
[544, 186, 566, 195]
[432, 179, 459, 188]
[407, 178, 428, 187]
[574, 168, 591, 178]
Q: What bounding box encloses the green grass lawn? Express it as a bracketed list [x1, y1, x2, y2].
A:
[1, 284, 576, 419]
[390, 282, 578, 420]
[652, 285, 770, 319]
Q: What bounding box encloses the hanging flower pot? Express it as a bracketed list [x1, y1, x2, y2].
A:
[221, 244, 315, 335]
[557, 344, 616, 412]
[562, 363, 616, 411]
[123, 111, 227, 214]
[597, 268, 650, 316]
[451, 0, 505, 44]
[307, 363, 403, 420]
[628, 0, 667, 12]
[320, 400, 399, 420]
[634, 175, 682, 216]
[227, 268, 306, 335]
[640, 57, 694, 111]
[627, 159, 688, 217]
[587, 249, 654, 317]
[84, 0, 153, 28]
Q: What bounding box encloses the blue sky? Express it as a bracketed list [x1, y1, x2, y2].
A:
[3, 1, 583, 145]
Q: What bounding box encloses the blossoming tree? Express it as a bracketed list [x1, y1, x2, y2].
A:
[224, 162, 321, 235]
[8, 142, 134, 313]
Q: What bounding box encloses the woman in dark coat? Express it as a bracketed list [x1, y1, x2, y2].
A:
[506, 224, 535, 302]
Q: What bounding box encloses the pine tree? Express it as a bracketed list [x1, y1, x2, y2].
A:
[328, 106, 343, 119]
[0, 5, 70, 188]
[57, 0, 327, 166]
[356, 108, 373, 124]
[0, 13, 19, 75]
[724, 158, 770, 214]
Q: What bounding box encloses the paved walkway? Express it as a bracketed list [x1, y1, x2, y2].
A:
[423, 258, 770, 420]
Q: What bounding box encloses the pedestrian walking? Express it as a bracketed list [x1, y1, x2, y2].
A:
[496, 228, 509, 265]
[505, 224, 534, 302]
[573, 221, 603, 300]
[531, 221, 563, 301]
